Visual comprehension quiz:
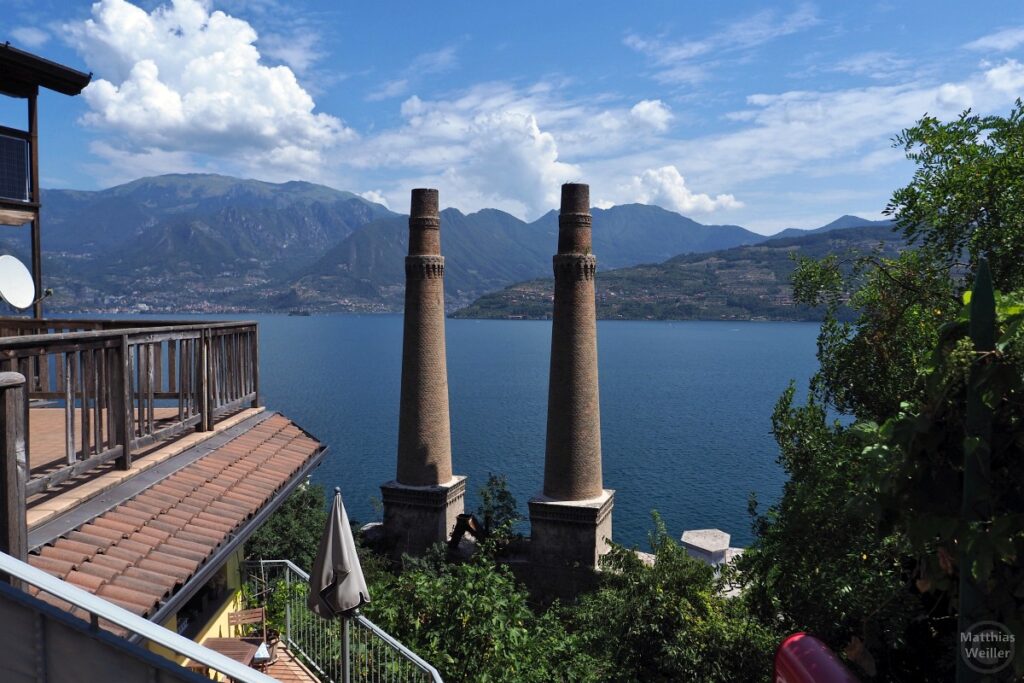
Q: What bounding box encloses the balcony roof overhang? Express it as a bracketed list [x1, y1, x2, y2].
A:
[0, 43, 92, 98]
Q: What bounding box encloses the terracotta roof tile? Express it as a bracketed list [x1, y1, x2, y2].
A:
[76, 562, 120, 582]
[163, 537, 211, 556]
[124, 566, 180, 591]
[65, 570, 106, 592]
[79, 524, 126, 542]
[55, 538, 106, 557]
[29, 554, 75, 577]
[40, 545, 89, 565]
[123, 500, 165, 516]
[91, 555, 133, 573]
[144, 518, 184, 535]
[117, 539, 156, 556]
[155, 543, 206, 564]
[105, 546, 146, 565]
[134, 526, 172, 545]
[134, 557, 191, 582]
[112, 575, 170, 600]
[28, 414, 323, 625]
[65, 531, 116, 553]
[91, 517, 140, 535]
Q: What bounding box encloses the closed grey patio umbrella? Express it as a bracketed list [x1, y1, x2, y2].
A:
[309, 487, 370, 617]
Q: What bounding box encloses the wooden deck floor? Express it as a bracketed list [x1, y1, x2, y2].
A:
[26, 406, 265, 530]
[28, 406, 181, 474]
[264, 646, 322, 683]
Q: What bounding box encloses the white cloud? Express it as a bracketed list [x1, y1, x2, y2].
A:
[366, 45, 459, 101]
[345, 82, 700, 219]
[572, 57, 1023, 232]
[85, 140, 208, 186]
[640, 69, 994, 189]
[409, 46, 458, 75]
[366, 79, 410, 101]
[359, 189, 389, 208]
[259, 28, 324, 74]
[625, 5, 819, 84]
[619, 166, 741, 213]
[630, 100, 673, 131]
[11, 26, 50, 48]
[65, 0, 352, 180]
[831, 51, 912, 80]
[443, 111, 580, 217]
[364, 98, 580, 218]
[58, 1, 1024, 232]
[985, 59, 1024, 94]
[965, 26, 1024, 52]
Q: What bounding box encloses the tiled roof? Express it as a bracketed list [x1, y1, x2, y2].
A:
[26, 414, 322, 623]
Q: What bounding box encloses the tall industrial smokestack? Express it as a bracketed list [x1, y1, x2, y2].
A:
[396, 188, 452, 486]
[381, 189, 465, 557]
[543, 183, 603, 500]
[530, 182, 614, 583]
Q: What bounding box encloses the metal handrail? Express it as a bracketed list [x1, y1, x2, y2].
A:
[0, 551, 278, 683]
[254, 559, 444, 683]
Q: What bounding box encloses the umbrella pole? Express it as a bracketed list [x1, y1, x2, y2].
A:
[341, 616, 351, 683]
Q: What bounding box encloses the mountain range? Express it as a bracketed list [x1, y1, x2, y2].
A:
[454, 224, 904, 321]
[0, 173, 895, 316]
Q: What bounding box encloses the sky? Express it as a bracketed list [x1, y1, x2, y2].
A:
[1, 0, 1022, 234]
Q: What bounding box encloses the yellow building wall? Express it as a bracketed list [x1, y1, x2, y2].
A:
[148, 547, 247, 674]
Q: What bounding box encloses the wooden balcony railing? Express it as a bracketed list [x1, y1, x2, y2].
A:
[0, 318, 259, 498]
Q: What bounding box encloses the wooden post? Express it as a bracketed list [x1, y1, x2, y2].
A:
[0, 372, 28, 573]
[111, 336, 132, 470]
[251, 327, 260, 408]
[28, 87, 42, 320]
[199, 330, 210, 432]
[63, 353, 74, 465]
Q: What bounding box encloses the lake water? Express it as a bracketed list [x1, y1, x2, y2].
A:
[245, 315, 820, 549]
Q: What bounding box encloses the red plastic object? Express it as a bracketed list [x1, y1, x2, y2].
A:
[774, 633, 861, 683]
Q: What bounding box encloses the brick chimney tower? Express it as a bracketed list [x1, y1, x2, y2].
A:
[529, 183, 614, 577]
[381, 189, 465, 557]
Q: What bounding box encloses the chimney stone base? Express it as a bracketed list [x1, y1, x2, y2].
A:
[381, 476, 466, 559]
[528, 489, 614, 572]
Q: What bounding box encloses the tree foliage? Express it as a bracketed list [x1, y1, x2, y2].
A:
[476, 472, 522, 536]
[856, 288, 1024, 676]
[572, 514, 778, 682]
[887, 99, 1024, 291]
[742, 102, 1024, 681]
[245, 481, 328, 572]
[365, 550, 596, 682]
[365, 509, 777, 682]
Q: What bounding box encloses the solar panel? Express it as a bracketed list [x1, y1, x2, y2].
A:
[0, 133, 29, 202]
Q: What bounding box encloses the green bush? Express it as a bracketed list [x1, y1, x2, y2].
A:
[571, 514, 778, 682]
[245, 481, 328, 572]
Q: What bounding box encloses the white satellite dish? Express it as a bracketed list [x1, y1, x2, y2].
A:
[0, 254, 36, 310]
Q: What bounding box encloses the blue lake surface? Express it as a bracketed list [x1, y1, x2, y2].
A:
[242, 314, 821, 549]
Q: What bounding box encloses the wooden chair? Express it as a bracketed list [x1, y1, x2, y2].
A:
[228, 607, 266, 642]
[228, 607, 277, 669]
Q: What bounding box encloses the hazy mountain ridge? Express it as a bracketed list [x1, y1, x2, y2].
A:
[452, 224, 904, 321]
[281, 203, 768, 310]
[1, 173, 894, 314]
[770, 214, 894, 240]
